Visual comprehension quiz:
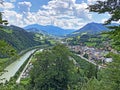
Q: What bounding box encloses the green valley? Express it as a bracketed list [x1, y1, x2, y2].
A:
[0, 25, 56, 75]
[0, 0, 120, 90]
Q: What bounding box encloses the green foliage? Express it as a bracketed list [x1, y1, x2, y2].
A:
[29, 45, 70, 90]
[0, 26, 40, 52]
[102, 54, 120, 90]
[80, 54, 120, 90]
[21, 78, 31, 86]
[88, 0, 120, 24]
[0, 40, 16, 72]
[0, 45, 98, 90]
[67, 34, 110, 49]
[0, 40, 16, 58]
[0, 28, 13, 34]
[34, 33, 57, 46]
[85, 42, 96, 47]
[28, 45, 96, 90]
[0, 58, 8, 72]
[81, 78, 101, 90]
[0, 83, 26, 90]
[71, 54, 97, 79]
[108, 26, 120, 50]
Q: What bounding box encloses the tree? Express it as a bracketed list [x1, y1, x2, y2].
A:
[0, 40, 16, 58]
[28, 44, 91, 90]
[0, 40, 16, 71]
[102, 54, 120, 90]
[81, 56, 120, 90]
[88, 0, 120, 24]
[0, 0, 8, 26]
[81, 78, 101, 90]
[29, 45, 72, 90]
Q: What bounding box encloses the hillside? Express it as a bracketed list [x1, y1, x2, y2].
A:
[0, 25, 39, 52]
[24, 24, 75, 36]
[66, 33, 110, 49]
[69, 22, 109, 36]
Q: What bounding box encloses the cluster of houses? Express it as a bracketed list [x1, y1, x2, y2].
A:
[69, 45, 113, 64]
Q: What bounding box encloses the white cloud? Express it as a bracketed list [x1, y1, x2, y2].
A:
[101, 18, 107, 23]
[73, 2, 91, 19]
[35, 0, 91, 29]
[53, 18, 87, 29]
[3, 10, 23, 26]
[31, 0, 91, 29]
[18, 1, 32, 13]
[0, 2, 14, 9]
[87, 0, 106, 5]
[0, 0, 92, 29]
[2, 0, 108, 29]
[42, 0, 90, 19]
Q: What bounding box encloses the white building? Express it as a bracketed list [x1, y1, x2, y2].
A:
[104, 58, 113, 63]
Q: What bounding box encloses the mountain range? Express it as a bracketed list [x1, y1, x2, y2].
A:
[24, 22, 111, 37]
[24, 24, 75, 37]
[70, 22, 109, 36]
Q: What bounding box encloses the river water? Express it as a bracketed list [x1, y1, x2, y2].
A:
[0, 49, 36, 83]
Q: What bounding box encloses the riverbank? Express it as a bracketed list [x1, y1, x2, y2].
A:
[0, 45, 49, 74]
[0, 45, 51, 84]
[0, 50, 36, 83]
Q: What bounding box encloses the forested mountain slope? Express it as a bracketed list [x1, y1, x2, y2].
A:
[67, 22, 109, 37]
[0, 25, 39, 52]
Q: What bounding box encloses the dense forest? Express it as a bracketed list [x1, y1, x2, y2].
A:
[0, 25, 56, 52]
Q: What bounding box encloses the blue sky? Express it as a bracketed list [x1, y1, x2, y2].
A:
[0, 0, 110, 29]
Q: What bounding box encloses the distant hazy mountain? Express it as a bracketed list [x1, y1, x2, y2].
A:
[24, 24, 75, 36]
[70, 22, 109, 36]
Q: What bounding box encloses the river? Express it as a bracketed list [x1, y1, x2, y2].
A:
[0, 49, 36, 83]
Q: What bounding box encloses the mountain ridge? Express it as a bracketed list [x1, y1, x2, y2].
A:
[24, 24, 76, 37]
[76, 22, 108, 33]
[68, 22, 109, 37]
